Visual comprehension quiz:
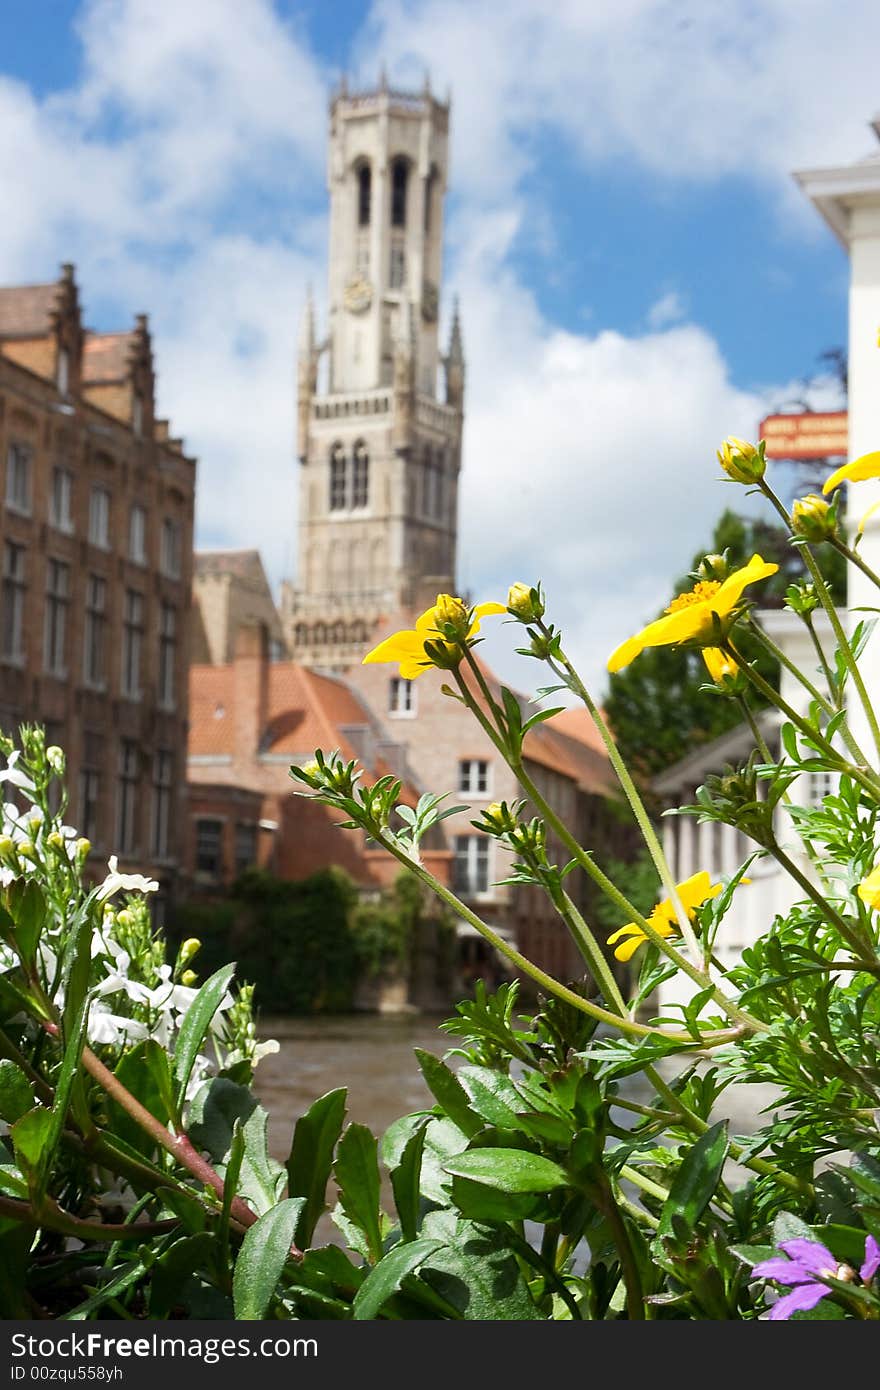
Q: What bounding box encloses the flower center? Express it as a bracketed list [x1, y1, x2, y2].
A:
[665, 580, 720, 615]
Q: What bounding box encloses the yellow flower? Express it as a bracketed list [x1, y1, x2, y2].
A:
[607, 870, 722, 963]
[857, 865, 880, 910]
[607, 554, 778, 673]
[702, 647, 739, 684]
[363, 595, 506, 679]
[717, 436, 766, 485]
[822, 450, 880, 534]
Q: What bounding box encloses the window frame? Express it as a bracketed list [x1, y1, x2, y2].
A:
[388, 676, 416, 718]
[44, 558, 70, 677]
[1, 541, 26, 665]
[129, 504, 147, 565]
[5, 442, 32, 515]
[453, 834, 492, 898]
[458, 759, 491, 796]
[83, 574, 108, 689]
[49, 466, 74, 533]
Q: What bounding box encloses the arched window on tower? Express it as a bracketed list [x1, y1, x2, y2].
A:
[391, 158, 409, 228]
[329, 443, 348, 511]
[424, 164, 437, 235]
[357, 163, 371, 227]
[352, 441, 369, 508]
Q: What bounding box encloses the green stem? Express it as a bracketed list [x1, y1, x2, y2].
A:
[454, 658, 766, 1034]
[830, 534, 880, 593]
[726, 640, 880, 800]
[761, 480, 880, 764]
[0, 1193, 177, 1243]
[803, 611, 840, 702]
[619, 1165, 670, 1203]
[593, 1176, 645, 1319]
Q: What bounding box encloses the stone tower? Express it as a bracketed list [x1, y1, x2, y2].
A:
[280, 75, 464, 669]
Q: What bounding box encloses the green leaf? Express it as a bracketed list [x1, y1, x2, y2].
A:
[419, 1213, 542, 1320]
[149, 1233, 218, 1318]
[458, 1066, 523, 1130]
[443, 1148, 569, 1194]
[772, 1210, 815, 1246]
[389, 1119, 428, 1242]
[352, 1238, 443, 1320]
[286, 1087, 347, 1248]
[5, 880, 46, 968]
[10, 1106, 53, 1189]
[521, 706, 566, 737]
[232, 1198, 305, 1320]
[729, 1242, 776, 1268]
[415, 1049, 481, 1138]
[656, 1121, 729, 1241]
[173, 962, 236, 1109]
[334, 1123, 383, 1264]
[0, 1060, 34, 1124]
[109, 1042, 175, 1158]
[188, 1078, 284, 1216]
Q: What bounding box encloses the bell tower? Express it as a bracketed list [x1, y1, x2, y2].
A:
[281, 75, 465, 670]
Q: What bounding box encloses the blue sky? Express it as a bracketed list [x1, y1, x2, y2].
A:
[0, 0, 874, 692]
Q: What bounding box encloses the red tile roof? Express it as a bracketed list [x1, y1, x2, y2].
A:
[0, 283, 60, 337]
[82, 332, 136, 383]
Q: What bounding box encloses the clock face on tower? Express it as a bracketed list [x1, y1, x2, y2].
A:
[344, 274, 373, 314]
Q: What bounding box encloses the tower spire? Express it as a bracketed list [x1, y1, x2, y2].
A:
[445, 297, 464, 408]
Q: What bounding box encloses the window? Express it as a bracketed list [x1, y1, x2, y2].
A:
[79, 731, 103, 844]
[389, 676, 416, 717]
[424, 165, 437, 234]
[5, 443, 31, 514]
[129, 504, 147, 564]
[88, 487, 110, 549]
[44, 559, 69, 675]
[121, 590, 144, 699]
[352, 442, 369, 508]
[459, 759, 490, 795]
[196, 819, 223, 877]
[329, 444, 348, 511]
[357, 163, 371, 226]
[235, 822, 258, 877]
[132, 393, 144, 438]
[160, 519, 181, 578]
[1, 543, 26, 663]
[805, 771, 837, 807]
[158, 603, 176, 709]
[389, 242, 406, 290]
[117, 740, 139, 855]
[454, 835, 490, 896]
[391, 157, 409, 227]
[151, 750, 173, 859]
[57, 347, 70, 395]
[83, 575, 107, 688]
[50, 467, 73, 532]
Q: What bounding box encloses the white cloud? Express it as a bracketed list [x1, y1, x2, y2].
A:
[647, 291, 687, 330]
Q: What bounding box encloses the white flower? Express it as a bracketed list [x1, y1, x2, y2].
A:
[87, 1002, 149, 1046]
[96, 855, 159, 902]
[0, 752, 36, 796]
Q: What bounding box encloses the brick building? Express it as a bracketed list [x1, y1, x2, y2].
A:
[186, 621, 451, 895]
[192, 549, 288, 665]
[0, 263, 195, 910]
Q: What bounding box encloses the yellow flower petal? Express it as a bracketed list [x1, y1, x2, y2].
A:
[822, 451, 880, 495]
[858, 497, 880, 535]
[857, 865, 880, 910]
[713, 554, 779, 611]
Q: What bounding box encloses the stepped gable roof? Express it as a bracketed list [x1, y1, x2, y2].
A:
[0, 282, 60, 338]
[195, 549, 266, 580]
[81, 331, 137, 384]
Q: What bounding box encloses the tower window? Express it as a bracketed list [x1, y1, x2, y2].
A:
[424, 165, 437, 234]
[389, 677, 416, 717]
[391, 158, 409, 228]
[389, 243, 406, 290]
[329, 444, 348, 510]
[352, 442, 369, 508]
[358, 164, 372, 227]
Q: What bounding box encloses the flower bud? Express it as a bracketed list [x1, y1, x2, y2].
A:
[702, 647, 741, 688]
[506, 582, 545, 622]
[178, 937, 202, 966]
[431, 593, 470, 641]
[696, 553, 731, 584]
[482, 801, 516, 834]
[717, 436, 766, 484]
[784, 581, 820, 617]
[46, 746, 65, 777]
[75, 838, 91, 866]
[17, 840, 36, 862]
[180, 969, 198, 987]
[791, 494, 836, 542]
[0, 835, 17, 867]
[116, 909, 134, 929]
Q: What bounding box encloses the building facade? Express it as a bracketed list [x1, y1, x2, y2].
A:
[0, 264, 195, 911]
[280, 78, 464, 668]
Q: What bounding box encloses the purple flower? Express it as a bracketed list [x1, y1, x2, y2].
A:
[754, 1232, 880, 1320]
[753, 1238, 839, 1320]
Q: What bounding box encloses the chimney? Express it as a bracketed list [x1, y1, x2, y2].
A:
[233, 622, 270, 766]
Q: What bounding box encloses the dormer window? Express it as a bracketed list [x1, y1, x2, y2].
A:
[56, 347, 70, 396]
[391, 158, 409, 228]
[357, 163, 371, 227]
